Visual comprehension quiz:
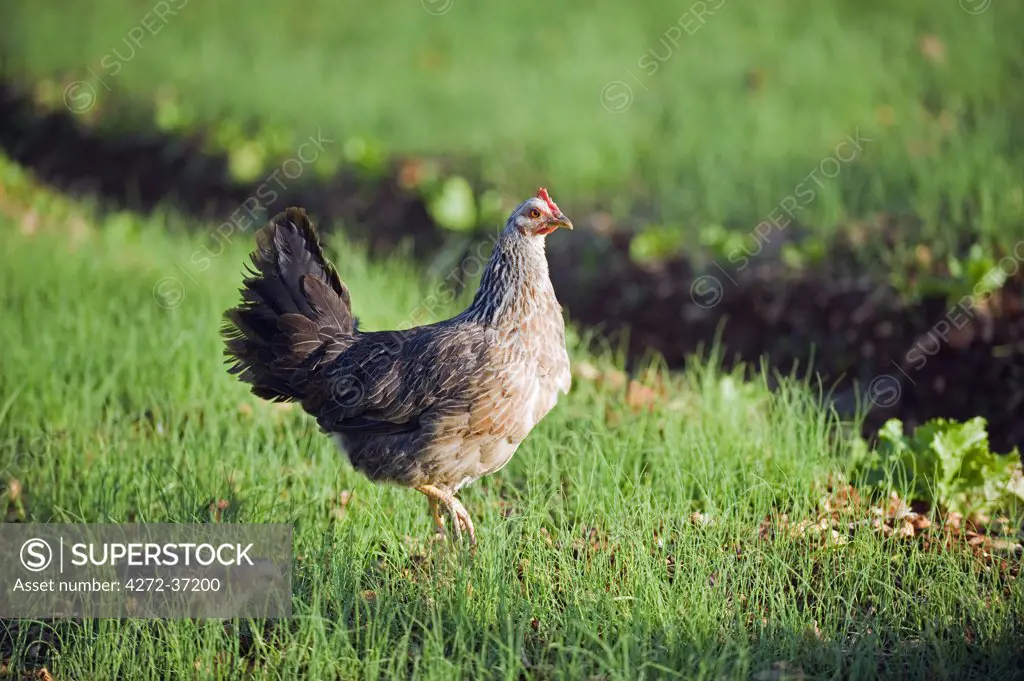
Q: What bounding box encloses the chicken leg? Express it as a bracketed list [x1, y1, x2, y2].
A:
[417, 484, 476, 546]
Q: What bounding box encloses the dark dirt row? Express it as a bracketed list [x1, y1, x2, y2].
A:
[2, 83, 1021, 452]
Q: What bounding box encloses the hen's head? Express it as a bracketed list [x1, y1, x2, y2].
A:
[510, 188, 573, 237]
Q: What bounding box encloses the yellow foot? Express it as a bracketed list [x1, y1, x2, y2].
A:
[427, 496, 446, 537]
[416, 484, 477, 547]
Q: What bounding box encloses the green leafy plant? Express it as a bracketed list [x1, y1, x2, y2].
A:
[886, 242, 1008, 305]
[629, 225, 687, 263]
[944, 242, 1006, 308]
[428, 175, 477, 232]
[854, 417, 1024, 516]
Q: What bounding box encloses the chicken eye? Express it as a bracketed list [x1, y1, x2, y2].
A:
[528, 208, 542, 219]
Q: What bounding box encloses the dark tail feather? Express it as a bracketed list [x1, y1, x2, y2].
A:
[223, 207, 355, 401]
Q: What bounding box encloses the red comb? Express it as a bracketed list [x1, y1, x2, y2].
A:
[536, 187, 561, 215]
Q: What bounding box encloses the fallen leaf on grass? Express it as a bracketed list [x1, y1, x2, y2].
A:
[989, 539, 1024, 558]
[571, 361, 627, 391]
[919, 34, 946, 63]
[884, 492, 911, 520]
[329, 490, 353, 520]
[539, 527, 553, 547]
[398, 159, 425, 190]
[626, 380, 660, 412]
[689, 511, 712, 526]
[6, 478, 21, 503]
[908, 513, 931, 530]
[896, 520, 916, 538]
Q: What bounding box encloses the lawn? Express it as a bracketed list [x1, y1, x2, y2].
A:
[1, 156, 1021, 679]
[3, 0, 1024, 255]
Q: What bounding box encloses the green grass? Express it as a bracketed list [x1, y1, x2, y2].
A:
[3, 0, 1024, 254]
[1, 157, 1021, 679]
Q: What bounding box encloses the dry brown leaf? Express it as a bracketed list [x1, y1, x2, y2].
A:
[603, 369, 627, 391]
[539, 527, 553, 547]
[989, 539, 1023, 557]
[6, 478, 21, 503]
[914, 244, 932, 267]
[884, 492, 910, 519]
[626, 380, 659, 412]
[689, 511, 712, 526]
[907, 513, 931, 531]
[827, 529, 849, 545]
[876, 105, 896, 127]
[919, 35, 946, 63]
[398, 160, 424, 190]
[330, 489, 352, 520]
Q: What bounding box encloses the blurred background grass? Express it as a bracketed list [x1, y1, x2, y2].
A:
[3, 0, 1023, 254]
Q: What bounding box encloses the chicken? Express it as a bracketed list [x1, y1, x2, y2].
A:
[223, 189, 573, 545]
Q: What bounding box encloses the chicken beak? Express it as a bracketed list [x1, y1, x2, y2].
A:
[548, 213, 573, 231]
